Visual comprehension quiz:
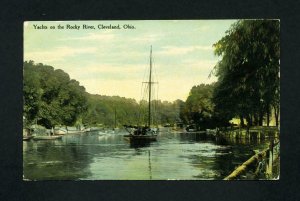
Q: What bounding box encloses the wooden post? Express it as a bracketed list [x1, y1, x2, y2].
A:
[267, 140, 274, 178]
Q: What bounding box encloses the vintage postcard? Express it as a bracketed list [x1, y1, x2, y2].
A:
[23, 20, 280, 180]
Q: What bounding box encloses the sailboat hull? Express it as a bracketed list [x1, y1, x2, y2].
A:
[124, 134, 157, 141]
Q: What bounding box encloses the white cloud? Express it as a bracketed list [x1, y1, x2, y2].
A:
[182, 59, 216, 70]
[79, 78, 142, 100]
[131, 34, 163, 42]
[158, 45, 213, 55]
[60, 32, 115, 41]
[24, 46, 97, 62]
[69, 64, 145, 77]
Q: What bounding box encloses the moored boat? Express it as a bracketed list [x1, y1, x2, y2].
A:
[32, 135, 63, 140]
[23, 136, 33, 141]
[54, 128, 67, 135]
[124, 46, 158, 142]
[124, 134, 157, 141]
[124, 125, 157, 141]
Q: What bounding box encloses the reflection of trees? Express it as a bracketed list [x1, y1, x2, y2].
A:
[211, 136, 270, 179]
[23, 139, 93, 180]
[178, 132, 213, 142]
[175, 133, 271, 179]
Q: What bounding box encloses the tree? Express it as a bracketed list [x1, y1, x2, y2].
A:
[23, 61, 42, 127]
[23, 61, 88, 129]
[212, 20, 280, 127]
[183, 83, 215, 130]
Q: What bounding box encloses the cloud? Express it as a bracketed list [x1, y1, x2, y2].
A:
[24, 46, 97, 62]
[193, 25, 211, 32]
[157, 45, 213, 55]
[182, 59, 216, 70]
[78, 78, 142, 100]
[60, 32, 115, 41]
[65, 63, 149, 84]
[74, 64, 144, 74]
[130, 34, 163, 43]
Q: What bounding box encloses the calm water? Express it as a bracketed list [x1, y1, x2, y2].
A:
[23, 130, 270, 180]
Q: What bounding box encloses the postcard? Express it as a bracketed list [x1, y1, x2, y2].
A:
[23, 20, 280, 180]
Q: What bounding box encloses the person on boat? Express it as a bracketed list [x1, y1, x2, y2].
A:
[134, 127, 142, 135]
[143, 126, 151, 135]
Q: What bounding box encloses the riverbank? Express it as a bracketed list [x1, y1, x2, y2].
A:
[224, 139, 280, 180]
[204, 126, 280, 180]
[216, 126, 279, 140]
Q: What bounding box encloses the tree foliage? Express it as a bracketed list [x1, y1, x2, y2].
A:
[212, 20, 280, 126]
[24, 61, 183, 129]
[23, 61, 88, 128]
[82, 95, 183, 128]
[181, 83, 217, 130]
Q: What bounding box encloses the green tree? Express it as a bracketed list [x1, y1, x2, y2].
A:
[23, 61, 42, 127]
[183, 83, 215, 130]
[212, 20, 280, 126]
[23, 61, 88, 129]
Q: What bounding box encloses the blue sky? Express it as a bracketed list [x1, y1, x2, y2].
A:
[24, 20, 236, 101]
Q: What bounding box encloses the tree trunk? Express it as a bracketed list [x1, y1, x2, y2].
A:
[259, 111, 263, 126]
[240, 116, 245, 127]
[253, 113, 258, 126]
[266, 108, 270, 127]
[273, 105, 279, 127]
[246, 115, 252, 127]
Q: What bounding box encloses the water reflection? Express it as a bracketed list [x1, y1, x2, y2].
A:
[23, 136, 93, 180]
[23, 131, 272, 180]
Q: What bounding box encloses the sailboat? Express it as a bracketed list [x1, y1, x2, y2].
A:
[124, 46, 158, 142]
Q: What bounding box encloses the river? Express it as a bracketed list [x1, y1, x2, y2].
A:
[23, 130, 271, 180]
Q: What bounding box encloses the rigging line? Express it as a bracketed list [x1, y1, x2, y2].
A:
[151, 56, 158, 126]
[139, 82, 148, 126]
[138, 51, 150, 125]
[142, 83, 149, 126]
[150, 57, 158, 127]
[153, 57, 159, 87]
[138, 82, 145, 126]
[142, 58, 148, 87]
[140, 84, 146, 126]
[151, 85, 155, 126]
[156, 83, 159, 126]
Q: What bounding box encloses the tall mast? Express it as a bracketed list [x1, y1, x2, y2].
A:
[114, 107, 116, 129]
[148, 46, 152, 127]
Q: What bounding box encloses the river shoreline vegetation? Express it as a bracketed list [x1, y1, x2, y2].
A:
[23, 19, 279, 133]
[23, 61, 184, 131]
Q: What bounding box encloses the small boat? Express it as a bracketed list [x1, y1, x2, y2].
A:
[186, 124, 199, 132]
[32, 135, 63, 140]
[124, 126, 157, 141]
[54, 128, 67, 135]
[124, 46, 158, 142]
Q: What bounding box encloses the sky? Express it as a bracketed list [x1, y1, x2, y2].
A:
[24, 20, 236, 102]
